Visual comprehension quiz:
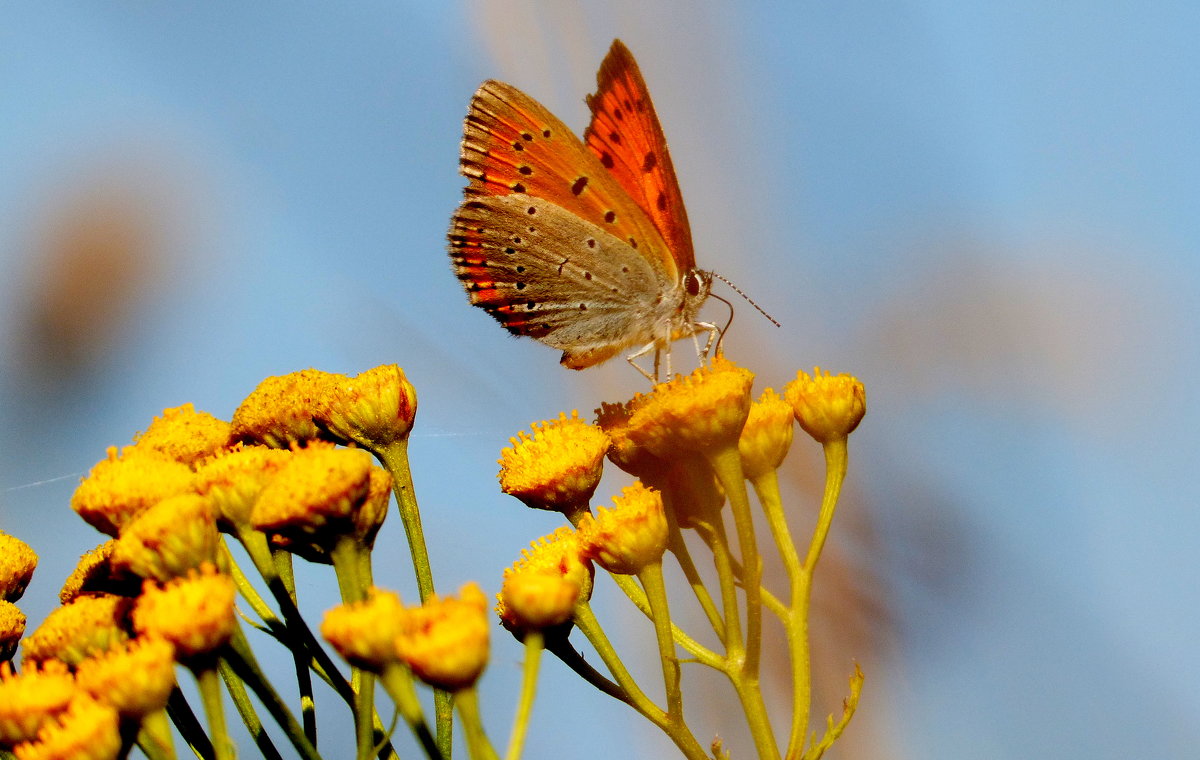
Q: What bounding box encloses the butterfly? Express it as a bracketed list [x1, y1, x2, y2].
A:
[448, 39, 714, 380]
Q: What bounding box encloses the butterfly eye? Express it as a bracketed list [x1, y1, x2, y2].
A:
[684, 271, 703, 296]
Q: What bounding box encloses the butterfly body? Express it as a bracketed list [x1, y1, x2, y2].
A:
[448, 41, 710, 373]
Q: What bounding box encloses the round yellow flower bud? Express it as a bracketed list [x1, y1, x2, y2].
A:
[625, 356, 754, 457]
[737, 388, 795, 479]
[314, 364, 417, 450]
[0, 601, 26, 662]
[112, 493, 219, 581]
[58, 541, 141, 605]
[192, 443, 293, 531]
[71, 448, 194, 537]
[0, 662, 76, 746]
[132, 564, 235, 660]
[75, 637, 176, 718]
[21, 595, 132, 668]
[132, 403, 232, 466]
[250, 443, 374, 542]
[578, 482, 668, 575]
[784, 368, 866, 443]
[230, 369, 338, 448]
[11, 694, 120, 760]
[595, 397, 669, 482]
[0, 532, 38, 603]
[394, 583, 490, 691]
[498, 411, 609, 513]
[498, 570, 581, 632]
[320, 587, 405, 672]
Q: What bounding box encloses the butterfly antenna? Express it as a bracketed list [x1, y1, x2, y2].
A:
[710, 272, 781, 327]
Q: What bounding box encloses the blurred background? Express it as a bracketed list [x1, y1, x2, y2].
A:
[2, 2, 1197, 758]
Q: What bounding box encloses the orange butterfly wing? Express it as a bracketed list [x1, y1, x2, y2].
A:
[584, 39, 696, 273]
[457, 79, 673, 278]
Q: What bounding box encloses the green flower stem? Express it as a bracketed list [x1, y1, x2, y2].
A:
[375, 440, 452, 760]
[224, 627, 323, 760]
[690, 514, 743, 657]
[572, 602, 708, 760]
[274, 547, 298, 604]
[136, 710, 178, 760]
[194, 664, 234, 760]
[222, 542, 277, 624]
[542, 635, 631, 704]
[789, 437, 849, 757]
[607, 573, 722, 668]
[504, 630, 543, 760]
[165, 685, 214, 759]
[454, 686, 500, 760]
[217, 658, 287, 760]
[380, 663, 444, 760]
[329, 536, 377, 760]
[705, 444, 780, 760]
[638, 562, 683, 719]
[751, 467, 809, 757]
[662, 499, 726, 642]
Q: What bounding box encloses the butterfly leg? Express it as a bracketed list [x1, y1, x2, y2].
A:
[691, 322, 720, 362]
[626, 340, 662, 383]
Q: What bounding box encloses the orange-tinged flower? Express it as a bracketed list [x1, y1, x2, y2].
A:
[11, 694, 120, 760]
[75, 637, 176, 718]
[112, 493, 218, 581]
[230, 369, 338, 448]
[58, 541, 141, 605]
[192, 442, 293, 531]
[250, 442, 374, 542]
[658, 454, 726, 530]
[0, 532, 37, 603]
[354, 466, 392, 549]
[132, 403, 232, 466]
[320, 587, 405, 671]
[1, 601, 26, 661]
[738, 388, 795, 479]
[624, 355, 754, 457]
[21, 595, 132, 668]
[578, 482, 668, 575]
[314, 364, 417, 450]
[595, 397, 668, 482]
[70, 448, 194, 536]
[497, 527, 592, 634]
[132, 564, 235, 659]
[0, 662, 77, 745]
[394, 583, 490, 691]
[785, 368, 866, 443]
[498, 411, 609, 513]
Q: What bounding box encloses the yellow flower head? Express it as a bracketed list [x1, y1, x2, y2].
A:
[0, 532, 38, 603]
[624, 356, 755, 458]
[737, 388, 796, 479]
[578, 482, 668, 575]
[21, 594, 132, 668]
[111, 493, 219, 582]
[192, 442, 293, 531]
[70, 448, 194, 537]
[595, 398, 668, 482]
[250, 442, 374, 543]
[11, 694, 120, 760]
[131, 403, 232, 466]
[354, 466, 392, 549]
[320, 587, 405, 672]
[0, 662, 77, 746]
[497, 526, 592, 634]
[498, 411, 609, 513]
[132, 563, 235, 660]
[230, 369, 338, 448]
[0, 601, 26, 662]
[394, 583, 490, 691]
[314, 364, 417, 451]
[75, 637, 176, 719]
[58, 541, 141, 606]
[784, 368, 866, 443]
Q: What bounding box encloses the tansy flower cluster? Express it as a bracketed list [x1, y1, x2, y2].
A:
[3, 357, 867, 760]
